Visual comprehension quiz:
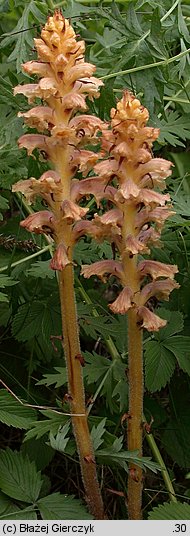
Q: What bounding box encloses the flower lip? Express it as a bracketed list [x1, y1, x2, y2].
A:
[138, 260, 178, 280]
[136, 306, 167, 332]
[20, 210, 55, 235]
[109, 286, 134, 314]
[81, 260, 123, 283]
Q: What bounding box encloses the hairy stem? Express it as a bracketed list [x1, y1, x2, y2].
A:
[76, 277, 177, 503]
[59, 261, 105, 519]
[127, 309, 143, 519]
[121, 202, 143, 519]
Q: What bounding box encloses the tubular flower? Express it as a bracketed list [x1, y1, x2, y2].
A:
[81, 91, 179, 330]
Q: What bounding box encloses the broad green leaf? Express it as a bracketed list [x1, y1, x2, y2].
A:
[164, 336, 190, 375]
[0, 390, 37, 429]
[0, 449, 42, 503]
[11, 301, 45, 342]
[21, 438, 54, 471]
[148, 501, 190, 520]
[0, 491, 37, 520]
[91, 418, 107, 451]
[38, 493, 92, 520]
[155, 309, 184, 341]
[145, 340, 176, 392]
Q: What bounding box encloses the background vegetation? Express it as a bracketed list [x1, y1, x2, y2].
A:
[1, 0, 190, 520]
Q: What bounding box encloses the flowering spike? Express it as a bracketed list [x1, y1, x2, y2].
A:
[13, 12, 106, 520]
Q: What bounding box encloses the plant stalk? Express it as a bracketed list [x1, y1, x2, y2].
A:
[127, 309, 143, 519]
[59, 261, 105, 519]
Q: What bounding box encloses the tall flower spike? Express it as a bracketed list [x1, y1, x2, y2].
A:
[81, 91, 179, 519]
[13, 11, 106, 520]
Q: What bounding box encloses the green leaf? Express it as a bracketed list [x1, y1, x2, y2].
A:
[1, 1, 46, 72]
[0, 274, 18, 288]
[11, 301, 45, 342]
[37, 367, 67, 388]
[26, 260, 55, 279]
[156, 111, 190, 147]
[148, 501, 190, 520]
[145, 340, 176, 392]
[162, 376, 190, 468]
[0, 194, 9, 210]
[37, 493, 92, 520]
[21, 438, 54, 471]
[49, 422, 70, 454]
[96, 442, 160, 473]
[0, 491, 37, 520]
[91, 418, 107, 451]
[155, 309, 184, 341]
[0, 448, 42, 503]
[0, 390, 37, 429]
[83, 352, 111, 383]
[164, 336, 190, 375]
[24, 411, 69, 441]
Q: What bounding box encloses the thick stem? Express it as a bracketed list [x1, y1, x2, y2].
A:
[59, 262, 105, 519]
[127, 308, 143, 519]
[122, 203, 143, 519]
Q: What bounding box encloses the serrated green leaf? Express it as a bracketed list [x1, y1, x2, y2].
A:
[1, 1, 46, 72]
[148, 501, 190, 520]
[0, 390, 37, 429]
[0, 274, 18, 288]
[38, 493, 92, 520]
[0, 491, 37, 520]
[145, 340, 176, 392]
[157, 111, 190, 147]
[91, 418, 107, 451]
[26, 260, 55, 279]
[49, 422, 70, 454]
[164, 336, 190, 375]
[155, 309, 184, 340]
[83, 352, 111, 383]
[0, 448, 42, 503]
[24, 411, 69, 441]
[11, 301, 45, 342]
[96, 444, 160, 473]
[37, 367, 67, 388]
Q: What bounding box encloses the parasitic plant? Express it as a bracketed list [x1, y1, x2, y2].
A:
[13, 10, 106, 520]
[13, 10, 179, 520]
[81, 92, 179, 519]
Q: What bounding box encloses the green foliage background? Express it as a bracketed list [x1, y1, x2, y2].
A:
[0, 0, 190, 520]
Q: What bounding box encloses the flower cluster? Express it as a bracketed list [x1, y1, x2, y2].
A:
[81, 92, 179, 331]
[13, 10, 105, 269]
